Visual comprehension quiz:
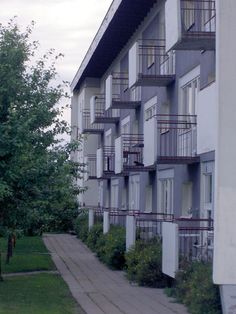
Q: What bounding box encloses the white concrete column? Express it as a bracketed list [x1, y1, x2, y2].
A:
[126, 215, 136, 251]
[103, 211, 110, 234]
[88, 209, 94, 230]
[214, 0, 236, 285]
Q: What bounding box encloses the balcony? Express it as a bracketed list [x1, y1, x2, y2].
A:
[105, 72, 141, 110]
[97, 146, 116, 179]
[176, 217, 214, 262]
[90, 95, 120, 124]
[84, 154, 97, 181]
[156, 114, 199, 164]
[115, 134, 155, 174]
[81, 110, 104, 134]
[129, 39, 175, 88]
[165, 0, 216, 51]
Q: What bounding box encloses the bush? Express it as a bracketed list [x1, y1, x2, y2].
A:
[86, 223, 103, 251]
[125, 238, 168, 288]
[167, 261, 221, 314]
[96, 225, 126, 270]
[74, 212, 88, 242]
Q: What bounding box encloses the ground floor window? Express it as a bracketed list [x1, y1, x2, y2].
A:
[158, 178, 173, 215]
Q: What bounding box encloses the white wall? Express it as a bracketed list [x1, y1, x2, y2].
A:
[165, 0, 181, 52]
[162, 222, 179, 278]
[96, 148, 103, 179]
[115, 136, 123, 174]
[197, 82, 217, 154]
[214, 0, 236, 285]
[144, 97, 158, 166]
[128, 42, 138, 88]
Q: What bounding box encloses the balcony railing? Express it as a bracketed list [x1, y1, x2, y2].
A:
[168, 0, 216, 51]
[106, 208, 128, 228]
[105, 72, 141, 110]
[176, 217, 214, 263]
[115, 134, 156, 173]
[91, 95, 120, 124]
[82, 110, 104, 134]
[129, 39, 175, 87]
[135, 212, 174, 242]
[84, 154, 97, 180]
[122, 134, 144, 171]
[181, 0, 216, 35]
[156, 114, 199, 164]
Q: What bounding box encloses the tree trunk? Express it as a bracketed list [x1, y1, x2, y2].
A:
[6, 234, 13, 264]
[0, 251, 3, 281]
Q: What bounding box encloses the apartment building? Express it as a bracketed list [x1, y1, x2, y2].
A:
[71, 1, 236, 310]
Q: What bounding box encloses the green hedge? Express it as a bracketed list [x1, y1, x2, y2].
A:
[125, 238, 169, 288]
[74, 212, 88, 242]
[74, 216, 126, 270]
[165, 261, 222, 314]
[86, 223, 103, 251]
[96, 225, 126, 270]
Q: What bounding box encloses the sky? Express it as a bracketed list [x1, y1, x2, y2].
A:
[0, 0, 113, 129]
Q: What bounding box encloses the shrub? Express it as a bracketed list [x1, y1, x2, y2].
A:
[168, 261, 222, 314]
[96, 225, 126, 270]
[86, 223, 103, 251]
[125, 238, 168, 288]
[74, 212, 88, 242]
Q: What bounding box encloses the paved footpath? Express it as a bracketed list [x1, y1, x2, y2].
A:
[44, 234, 188, 314]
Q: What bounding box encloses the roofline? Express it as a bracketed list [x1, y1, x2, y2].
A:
[71, 0, 122, 91]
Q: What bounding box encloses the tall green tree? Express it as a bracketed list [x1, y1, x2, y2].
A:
[0, 19, 83, 236]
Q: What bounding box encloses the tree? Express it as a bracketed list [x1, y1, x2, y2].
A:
[0, 19, 84, 242]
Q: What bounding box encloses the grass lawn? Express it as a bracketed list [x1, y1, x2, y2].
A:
[0, 236, 55, 273]
[0, 273, 84, 314]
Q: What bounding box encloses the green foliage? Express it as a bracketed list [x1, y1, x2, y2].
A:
[86, 223, 103, 251]
[74, 213, 89, 242]
[0, 19, 84, 234]
[96, 226, 126, 270]
[0, 274, 83, 314]
[125, 238, 168, 288]
[0, 236, 55, 274]
[167, 261, 221, 314]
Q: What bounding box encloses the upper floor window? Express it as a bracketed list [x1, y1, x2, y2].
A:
[182, 76, 199, 116]
[145, 104, 156, 121]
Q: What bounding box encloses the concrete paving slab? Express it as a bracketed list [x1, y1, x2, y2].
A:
[44, 234, 189, 314]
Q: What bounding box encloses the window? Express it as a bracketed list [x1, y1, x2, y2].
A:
[183, 0, 195, 32]
[147, 45, 155, 69]
[204, 173, 213, 204]
[121, 116, 130, 135]
[145, 185, 152, 212]
[160, 102, 170, 134]
[145, 104, 156, 121]
[182, 77, 199, 116]
[159, 178, 174, 215]
[203, 0, 216, 32]
[111, 179, 119, 208]
[130, 175, 140, 210]
[181, 182, 193, 216]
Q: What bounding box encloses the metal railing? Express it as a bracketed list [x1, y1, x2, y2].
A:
[94, 206, 104, 224]
[135, 212, 174, 242]
[94, 95, 119, 120]
[103, 146, 115, 174]
[82, 110, 103, 132]
[86, 154, 97, 179]
[111, 72, 130, 103]
[181, 0, 216, 35]
[138, 39, 175, 78]
[156, 114, 197, 162]
[176, 217, 214, 263]
[122, 134, 144, 170]
[106, 208, 128, 228]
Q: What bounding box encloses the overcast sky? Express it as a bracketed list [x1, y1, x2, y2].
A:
[1, 0, 113, 130]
